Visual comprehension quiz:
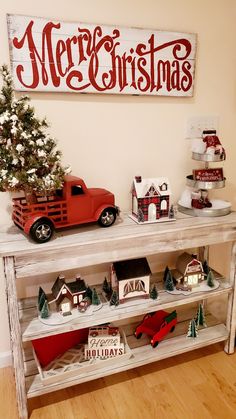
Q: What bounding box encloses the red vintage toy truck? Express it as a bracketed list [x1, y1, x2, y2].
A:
[134, 310, 177, 348]
[12, 175, 119, 243]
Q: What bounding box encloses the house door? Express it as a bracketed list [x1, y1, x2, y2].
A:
[188, 274, 199, 287]
[148, 203, 156, 221]
[61, 302, 71, 315]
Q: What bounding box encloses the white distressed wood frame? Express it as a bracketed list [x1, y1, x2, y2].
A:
[7, 14, 197, 96]
[4, 256, 28, 419]
[1, 212, 236, 419]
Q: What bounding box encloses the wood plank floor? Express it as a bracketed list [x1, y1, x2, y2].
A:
[1, 343, 236, 419]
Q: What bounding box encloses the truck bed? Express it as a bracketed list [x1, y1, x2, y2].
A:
[12, 196, 68, 229]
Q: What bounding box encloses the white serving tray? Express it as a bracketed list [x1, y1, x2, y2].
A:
[33, 328, 132, 385]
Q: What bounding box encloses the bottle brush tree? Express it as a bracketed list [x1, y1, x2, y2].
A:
[150, 284, 158, 300]
[195, 303, 207, 328]
[109, 290, 119, 306]
[102, 277, 112, 296]
[164, 270, 175, 291]
[92, 288, 101, 305]
[38, 286, 47, 312]
[206, 270, 215, 288]
[203, 260, 210, 276]
[40, 300, 50, 319]
[187, 319, 198, 338]
[163, 266, 170, 283]
[0, 65, 70, 203]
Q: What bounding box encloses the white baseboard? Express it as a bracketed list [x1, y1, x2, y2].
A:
[0, 351, 12, 368]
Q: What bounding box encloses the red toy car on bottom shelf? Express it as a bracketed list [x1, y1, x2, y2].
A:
[134, 309, 177, 348]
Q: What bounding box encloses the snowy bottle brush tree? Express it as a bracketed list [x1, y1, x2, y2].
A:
[0, 65, 70, 203]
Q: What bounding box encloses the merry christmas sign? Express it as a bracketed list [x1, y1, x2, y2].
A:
[7, 14, 197, 96]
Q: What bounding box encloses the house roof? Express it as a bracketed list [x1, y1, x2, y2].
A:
[133, 177, 171, 198]
[113, 258, 151, 281]
[66, 278, 86, 294]
[176, 252, 203, 275]
[51, 276, 86, 300]
[51, 276, 65, 299]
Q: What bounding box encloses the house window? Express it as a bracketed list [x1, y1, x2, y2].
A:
[160, 183, 167, 191]
[62, 288, 67, 294]
[79, 294, 83, 302]
[73, 296, 78, 304]
[71, 185, 84, 195]
[161, 199, 167, 210]
[148, 186, 156, 196]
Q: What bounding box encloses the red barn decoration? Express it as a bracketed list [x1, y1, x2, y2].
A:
[175, 253, 205, 291]
[130, 176, 173, 223]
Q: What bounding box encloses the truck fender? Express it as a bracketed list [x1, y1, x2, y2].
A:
[24, 214, 55, 235]
[94, 205, 117, 221]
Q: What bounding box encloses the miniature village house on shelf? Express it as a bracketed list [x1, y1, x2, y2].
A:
[110, 258, 151, 303]
[50, 274, 87, 316]
[175, 253, 205, 291]
[131, 176, 171, 223]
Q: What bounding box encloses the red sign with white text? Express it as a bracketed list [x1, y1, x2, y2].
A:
[193, 168, 224, 182]
[7, 15, 196, 96]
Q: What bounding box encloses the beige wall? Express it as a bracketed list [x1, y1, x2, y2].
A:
[1, 0, 236, 355]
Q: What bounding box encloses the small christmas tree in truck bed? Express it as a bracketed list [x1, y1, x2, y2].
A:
[0, 65, 69, 204]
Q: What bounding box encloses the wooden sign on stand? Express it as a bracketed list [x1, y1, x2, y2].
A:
[193, 168, 224, 182]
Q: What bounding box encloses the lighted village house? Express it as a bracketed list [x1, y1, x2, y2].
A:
[50, 274, 87, 316]
[175, 253, 205, 290]
[131, 176, 171, 222]
[110, 258, 151, 303]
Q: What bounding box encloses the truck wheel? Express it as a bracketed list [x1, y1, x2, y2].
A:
[135, 332, 142, 339]
[98, 208, 116, 227]
[30, 219, 54, 243]
[152, 341, 159, 348]
[170, 326, 176, 333]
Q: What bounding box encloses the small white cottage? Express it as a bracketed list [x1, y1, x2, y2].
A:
[110, 258, 151, 303]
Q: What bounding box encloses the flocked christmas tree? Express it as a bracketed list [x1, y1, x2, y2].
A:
[163, 266, 170, 283]
[85, 286, 93, 300]
[0, 65, 70, 203]
[203, 260, 210, 276]
[195, 303, 207, 328]
[92, 288, 101, 305]
[109, 290, 119, 306]
[137, 208, 144, 223]
[150, 284, 158, 300]
[38, 286, 47, 312]
[206, 270, 215, 288]
[164, 269, 175, 291]
[40, 299, 50, 319]
[187, 319, 198, 338]
[102, 277, 112, 296]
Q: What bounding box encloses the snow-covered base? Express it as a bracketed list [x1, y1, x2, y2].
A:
[167, 280, 219, 296]
[110, 296, 160, 310]
[39, 304, 103, 326]
[129, 214, 176, 225]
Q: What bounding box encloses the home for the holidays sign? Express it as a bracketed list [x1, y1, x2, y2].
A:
[7, 14, 196, 96]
